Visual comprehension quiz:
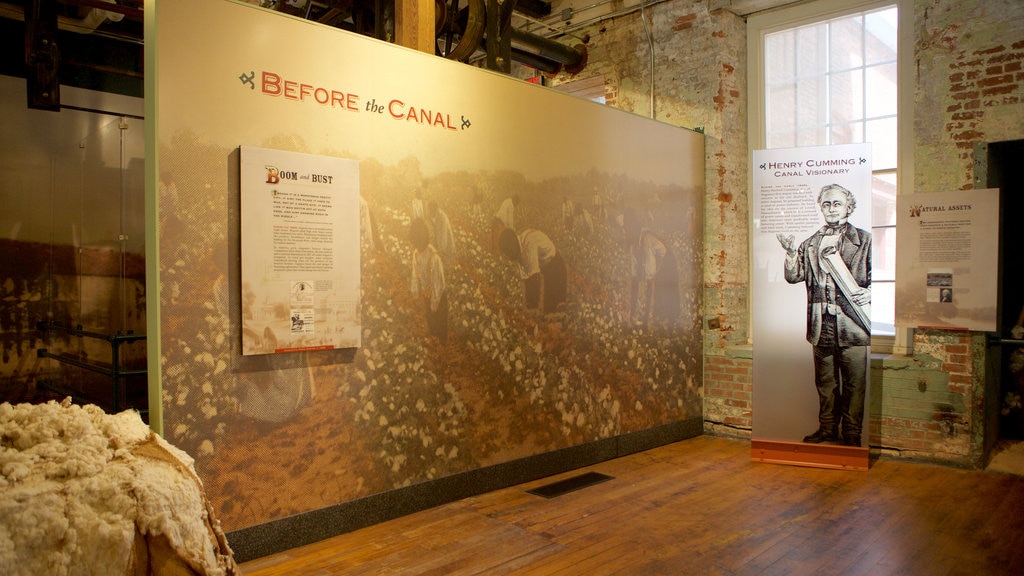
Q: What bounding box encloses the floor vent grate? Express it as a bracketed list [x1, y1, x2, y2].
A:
[526, 472, 614, 499]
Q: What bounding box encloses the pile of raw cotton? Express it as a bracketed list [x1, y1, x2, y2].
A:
[0, 398, 237, 576]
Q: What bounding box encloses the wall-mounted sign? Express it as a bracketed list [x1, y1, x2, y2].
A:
[240, 145, 361, 354]
[895, 188, 999, 332]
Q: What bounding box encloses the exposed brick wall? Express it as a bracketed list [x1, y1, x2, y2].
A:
[873, 330, 985, 465]
[942, 43, 1024, 186]
[915, 0, 1024, 191]
[703, 348, 753, 438]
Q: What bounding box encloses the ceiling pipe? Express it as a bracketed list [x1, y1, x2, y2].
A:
[63, 0, 125, 34]
[512, 10, 587, 43]
[480, 34, 564, 74]
[478, 26, 588, 74]
[0, 0, 125, 35]
[509, 27, 587, 74]
[535, 0, 672, 39]
[509, 45, 562, 74]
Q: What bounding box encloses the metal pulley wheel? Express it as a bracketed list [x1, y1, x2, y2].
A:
[436, 0, 486, 62]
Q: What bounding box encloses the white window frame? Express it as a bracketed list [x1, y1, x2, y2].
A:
[747, 0, 914, 355]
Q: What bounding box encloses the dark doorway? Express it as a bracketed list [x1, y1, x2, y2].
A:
[982, 139, 1024, 447]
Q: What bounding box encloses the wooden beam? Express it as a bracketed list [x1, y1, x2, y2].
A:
[25, 0, 60, 110]
[395, 0, 435, 53]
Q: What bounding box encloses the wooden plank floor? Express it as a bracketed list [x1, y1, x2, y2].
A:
[238, 436, 1024, 575]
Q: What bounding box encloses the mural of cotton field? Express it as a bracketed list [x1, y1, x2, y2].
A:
[156, 135, 703, 530]
[148, 0, 706, 534]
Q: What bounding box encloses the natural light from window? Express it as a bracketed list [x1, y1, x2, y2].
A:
[763, 5, 898, 336]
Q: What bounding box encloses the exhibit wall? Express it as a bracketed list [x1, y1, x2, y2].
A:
[151, 0, 704, 533]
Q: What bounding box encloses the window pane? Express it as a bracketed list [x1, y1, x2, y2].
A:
[871, 171, 898, 226]
[796, 25, 828, 77]
[767, 82, 796, 134]
[798, 126, 827, 147]
[762, 3, 898, 336]
[866, 116, 898, 169]
[765, 32, 796, 80]
[767, 130, 796, 149]
[865, 62, 897, 117]
[871, 225, 896, 281]
[830, 120, 863, 145]
[871, 281, 895, 335]
[796, 76, 826, 139]
[830, 69, 864, 125]
[865, 8, 898, 64]
[829, 16, 864, 71]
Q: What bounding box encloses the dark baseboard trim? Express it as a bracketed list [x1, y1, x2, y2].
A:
[227, 418, 702, 563]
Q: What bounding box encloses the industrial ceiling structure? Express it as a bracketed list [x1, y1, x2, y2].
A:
[1, 0, 796, 108]
[2, 0, 143, 105]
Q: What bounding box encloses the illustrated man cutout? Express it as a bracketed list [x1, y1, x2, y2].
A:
[777, 183, 871, 447]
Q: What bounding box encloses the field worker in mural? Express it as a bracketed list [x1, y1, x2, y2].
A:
[573, 204, 595, 236]
[159, 171, 179, 225]
[562, 196, 574, 230]
[491, 194, 519, 250]
[410, 218, 448, 344]
[498, 227, 567, 315]
[592, 189, 607, 221]
[412, 188, 425, 221]
[623, 210, 679, 328]
[359, 195, 379, 254]
[776, 183, 872, 447]
[428, 200, 455, 264]
[471, 187, 484, 221]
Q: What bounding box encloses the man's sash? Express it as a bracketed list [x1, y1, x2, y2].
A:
[821, 249, 871, 334]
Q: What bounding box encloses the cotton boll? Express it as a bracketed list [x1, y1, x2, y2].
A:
[197, 440, 215, 457]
